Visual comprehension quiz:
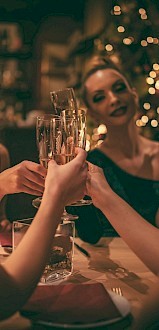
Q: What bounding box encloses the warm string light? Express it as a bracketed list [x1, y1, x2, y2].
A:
[91, 2, 159, 145]
[117, 26, 125, 32]
[143, 102, 151, 110]
[146, 64, 159, 97]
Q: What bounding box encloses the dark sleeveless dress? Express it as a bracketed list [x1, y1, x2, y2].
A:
[67, 149, 159, 244]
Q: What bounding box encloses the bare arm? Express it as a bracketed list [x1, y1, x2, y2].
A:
[0, 160, 47, 200]
[132, 279, 159, 329]
[87, 164, 159, 275]
[0, 160, 47, 232]
[0, 148, 87, 320]
[0, 144, 11, 231]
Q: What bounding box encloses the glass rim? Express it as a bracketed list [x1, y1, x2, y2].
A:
[61, 108, 86, 116]
[50, 87, 74, 95]
[37, 114, 61, 121]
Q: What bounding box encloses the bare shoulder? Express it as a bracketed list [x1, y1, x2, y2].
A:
[141, 136, 159, 156]
[142, 137, 159, 179]
[0, 143, 9, 155]
[0, 144, 10, 171]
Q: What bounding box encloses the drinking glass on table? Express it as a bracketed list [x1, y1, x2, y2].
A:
[62, 108, 92, 206]
[32, 114, 59, 209]
[12, 218, 75, 284]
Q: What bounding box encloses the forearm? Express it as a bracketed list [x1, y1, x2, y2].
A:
[0, 189, 64, 319]
[100, 190, 159, 275]
[0, 188, 5, 201]
[132, 279, 159, 329]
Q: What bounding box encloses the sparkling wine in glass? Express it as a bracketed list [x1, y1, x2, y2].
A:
[62, 108, 92, 206]
[32, 114, 59, 209]
[51, 115, 79, 221]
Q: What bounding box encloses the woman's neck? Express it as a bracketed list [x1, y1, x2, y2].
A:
[101, 122, 141, 159]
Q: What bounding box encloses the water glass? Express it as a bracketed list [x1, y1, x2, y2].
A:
[12, 218, 75, 284]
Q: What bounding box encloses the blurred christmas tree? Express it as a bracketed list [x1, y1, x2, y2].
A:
[77, 0, 159, 149]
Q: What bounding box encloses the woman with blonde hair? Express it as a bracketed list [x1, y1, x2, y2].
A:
[69, 55, 159, 244]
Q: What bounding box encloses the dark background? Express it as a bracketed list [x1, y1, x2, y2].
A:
[0, 0, 158, 221]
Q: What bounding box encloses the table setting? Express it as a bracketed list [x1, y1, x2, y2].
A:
[0, 229, 158, 329]
[0, 87, 158, 329]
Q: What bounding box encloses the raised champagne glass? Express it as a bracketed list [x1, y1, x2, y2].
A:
[50, 87, 78, 116]
[62, 108, 92, 206]
[32, 114, 58, 209]
[51, 115, 78, 221]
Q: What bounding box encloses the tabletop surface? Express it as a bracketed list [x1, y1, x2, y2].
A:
[0, 236, 158, 329]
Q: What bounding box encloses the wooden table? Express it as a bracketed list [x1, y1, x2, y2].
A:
[0, 237, 158, 329]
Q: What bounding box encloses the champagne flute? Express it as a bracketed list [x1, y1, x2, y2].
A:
[32, 115, 78, 221]
[62, 108, 92, 206]
[50, 88, 91, 206]
[32, 114, 59, 209]
[51, 115, 79, 221]
[50, 87, 78, 116]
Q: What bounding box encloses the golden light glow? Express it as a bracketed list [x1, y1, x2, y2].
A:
[139, 8, 146, 15]
[141, 115, 149, 123]
[155, 80, 159, 89]
[136, 119, 144, 127]
[117, 26, 125, 32]
[86, 140, 90, 151]
[96, 140, 103, 146]
[148, 87, 155, 94]
[141, 40, 147, 47]
[123, 38, 132, 45]
[151, 120, 158, 127]
[141, 14, 147, 19]
[149, 71, 156, 78]
[147, 37, 153, 43]
[114, 5, 121, 11]
[97, 124, 107, 134]
[153, 38, 159, 44]
[105, 44, 113, 52]
[143, 102, 151, 110]
[153, 63, 159, 70]
[157, 107, 159, 114]
[146, 77, 154, 84]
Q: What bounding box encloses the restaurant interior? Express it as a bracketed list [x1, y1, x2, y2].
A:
[0, 1, 159, 329]
[0, 0, 158, 221]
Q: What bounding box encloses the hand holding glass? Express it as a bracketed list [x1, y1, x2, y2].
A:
[32, 114, 57, 208]
[62, 109, 92, 206]
[51, 116, 79, 220]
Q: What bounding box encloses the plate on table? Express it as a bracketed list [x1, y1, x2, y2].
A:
[27, 290, 131, 329]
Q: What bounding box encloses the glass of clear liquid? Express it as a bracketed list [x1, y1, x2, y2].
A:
[12, 218, 75, 284]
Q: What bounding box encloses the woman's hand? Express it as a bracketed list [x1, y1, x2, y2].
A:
[44, 148, 87, 207]
[86, 162, 112, 211]
[0, 219, 12, 232]
[0, 161, 46, 199]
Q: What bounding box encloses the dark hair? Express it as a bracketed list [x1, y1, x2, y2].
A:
[81, 55, 132, 108]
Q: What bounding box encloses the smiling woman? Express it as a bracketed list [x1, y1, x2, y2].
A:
[67, 55, 159, 244]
